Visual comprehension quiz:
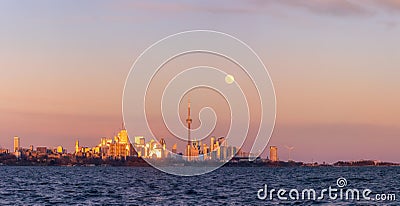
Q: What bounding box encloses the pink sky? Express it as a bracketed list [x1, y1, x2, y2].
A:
[0, 1, 399, 163]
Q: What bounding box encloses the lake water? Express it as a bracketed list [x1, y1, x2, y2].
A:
[0, 166, 398, 205]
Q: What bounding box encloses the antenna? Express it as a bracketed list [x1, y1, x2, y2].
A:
[122, 121, 126, 130]
[186, 97, 192, 146]
[285, 145, 295, 161]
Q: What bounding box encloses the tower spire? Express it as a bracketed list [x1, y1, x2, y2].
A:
[186, 97, 192, 146]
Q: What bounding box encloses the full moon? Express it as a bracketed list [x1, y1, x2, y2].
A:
[225, 74, 235, 84]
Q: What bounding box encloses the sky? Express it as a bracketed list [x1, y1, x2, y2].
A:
[0, 0, 399, 163]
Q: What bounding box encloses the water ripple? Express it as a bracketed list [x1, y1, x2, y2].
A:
[0, 166, 398, 205]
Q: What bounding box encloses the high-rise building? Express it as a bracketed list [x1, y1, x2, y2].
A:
[227, 146, 236, 159]
[160, 138, 167, 158]
[218, 137, 227, 147]
[98, 137, 112, 158]
[108, 128, 135, 159]
[216, 140, 220, 160]
[270, 146, 278, 162]
[75, 140, 80, 153]
[202, 144, 209, 159]
[117, 126, 129, 144]
[172, 143, 177, 154]
[13, 136, 20, 152]
[146, 139, 164, 159]
[210, 136, 215, 152]
[134, 136, 146, 157]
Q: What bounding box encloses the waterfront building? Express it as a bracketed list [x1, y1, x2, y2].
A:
[106, 127, 136, 159]
[202, 144, 209, 160]
[134, 136, 146, 157]
[270, 146, 278, 162]
[0, 148, 9, 154]
[145, 139, 164, 159]
[98, 137, 112, 158]
[210, 136, 215, 152]
[75, 140, 80, 153]
[13, 136, 20, 152]
[56, 146, 64, 154]
[37, 147, 47, 155]
[171, 143, 177, 154]
[160, 138, 167, 158]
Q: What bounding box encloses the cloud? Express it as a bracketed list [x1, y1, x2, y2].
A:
[109, 1, 257, 14]
[252, 0, 400, 16]
[273, 0, 372, 16]
[369, 0, 400, 12]
[109, 0, 400, 18]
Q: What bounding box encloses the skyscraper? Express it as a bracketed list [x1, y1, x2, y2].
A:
[109, 128, 134, 159]
[210, 136, 215, 152]
[13, 136, 20, 152]
[160, 138, 167, 158]
[270, 146, 278, 162]
[75, 140, 80, 153]
[172, 143, 177, 154]
[134, 136, 145, 157]
[117, 126, 129, 144]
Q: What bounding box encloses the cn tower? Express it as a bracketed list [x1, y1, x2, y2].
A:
[186, 97, 192, 148]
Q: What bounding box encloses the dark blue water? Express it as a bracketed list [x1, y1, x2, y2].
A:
[0, 166, 398, 205]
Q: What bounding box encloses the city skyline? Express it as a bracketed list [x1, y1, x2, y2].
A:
[4, 128, 257, 161]
[2, 126, 399, 164]
[1, 1, 400, 163]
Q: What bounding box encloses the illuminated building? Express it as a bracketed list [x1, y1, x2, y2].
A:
[146, 139, 163, 159]
[172, 143, 177, 154]
[108, 126, 135, 159]
[91, 146, 100, 156]
[160, 138, 167, 158]
[134, 136, 146, 157]
[217, 137, 227, 160]
[37, 147, 47, 155]
[13, 136, 21, 158]
[13, 136, 20, 152]
[75, 140, 80, 153]
[116, 125, 129, 144]
[210, 136, 226, 160]
[218, 137, 227, 147]
[98, 137, 112, 158]
[202, 144, 209, 159]
[74, 127, 137, 159]
[0, 148, 9, 154]
[270, 146, 278, 162]
[57, 146, 64, 154]
[216, 140, 220, 160]
[134, 136, 145, 145]
[210, 136, 215, 152]
[93, 137, 113, 159]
